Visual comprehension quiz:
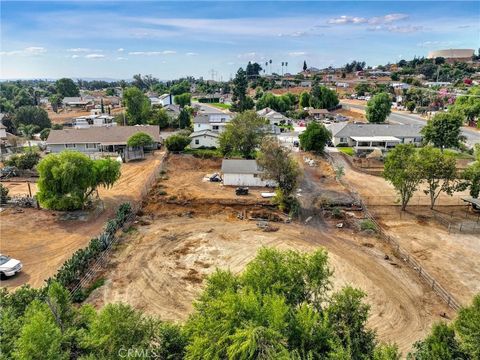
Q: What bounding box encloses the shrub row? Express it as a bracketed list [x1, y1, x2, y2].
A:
[46, 203, 133, 295]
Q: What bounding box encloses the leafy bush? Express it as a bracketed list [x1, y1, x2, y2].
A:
[0, 184, 10, 204]
[5, 151, 40, 170]
[360, 219, 377, 232]
[164, 134, 191, 152]
[127, 132, 154, 148]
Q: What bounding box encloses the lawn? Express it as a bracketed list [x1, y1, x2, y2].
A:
[338, 147, 355, 156]
[207, 102, 232, 110]
[443, 149, 475, 160]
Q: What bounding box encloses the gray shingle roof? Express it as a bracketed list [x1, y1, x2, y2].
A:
[221, 160, 262, 174]
[47, 125, 162, 145]
[193, 114, 210, 124]
[334, 123, 424, 138]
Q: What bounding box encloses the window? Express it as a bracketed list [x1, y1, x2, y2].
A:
[195, 139, 200, 145]
[212, 125, 219, 131]
[65, 144, 76, 148]
[85, 143, 97, 149]
[253, 174, 258, 178]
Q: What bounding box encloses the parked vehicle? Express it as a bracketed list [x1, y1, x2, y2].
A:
[0, 254, 22, 277]
[235, 187, 249, 195]
[293, 140, 300, 147]
[209, 173, 222, 182]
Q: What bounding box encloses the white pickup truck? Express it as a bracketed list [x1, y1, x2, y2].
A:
[0, 254, 23, 277]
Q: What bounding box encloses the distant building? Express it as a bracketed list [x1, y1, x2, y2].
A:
[193, 112, 232, 133]
[427, 49, 474, 63]
[62, 97, 92, 109]
[72, 115, 116, 129]
[308, 109, 330, 120]
[221, 159, 276, 187]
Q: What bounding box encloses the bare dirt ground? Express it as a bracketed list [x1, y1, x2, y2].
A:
[330, 152, 480, 306]
[87, 154, 452, 355]
[0, 152, 165, 289]
[48, 109, 91, 125]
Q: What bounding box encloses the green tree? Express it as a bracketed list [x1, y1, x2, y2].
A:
[148, 108, 170, 129]
[408, 323, 466, 360]
[450, 86, 480, 125]
[455, 294, 480, 358]
[299, 91, 311, 109]
[13, 89, 34, 108]
[14, 105, 51, 131]
[417, 146, 459, 209]
[13, 301, 68, 360]
[178, 108, 191, 129]
[303, 60, 307, 71]
[257, 137, 299, 197]
[123, 87, 151, 125]
[6, 151, 40, 170]
[37, 152, 121, 210]
[231, 68, 254, 112]
[49, 94, 64, 113]
[55, 78, 80, 97]
[40, 128, 51, 141]
[218, 110, 266, 158]
[164, 134, 191, 152]
[170, 80, 191, 95]
[366, 92, 392, 123]
[461, 159, 480, 198]
[310, 85, 339, 110]
[421, 112, 464, 151]
[406, 101, 416, 113]
[327, 286, 376, 359]
[174, 93, 192, 108]
[82, 303, 152, 359]
[17, 124, 39, 140]
[127, 132, 154, 148]
[298, 122, 331, 154]
[383, 144, 422, 211]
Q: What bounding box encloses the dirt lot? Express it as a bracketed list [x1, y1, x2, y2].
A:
[0, 152, 165, 289]
[330, 152, 480, 306]
[87, 154, 452, 354]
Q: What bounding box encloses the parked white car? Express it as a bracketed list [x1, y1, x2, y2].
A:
[0, 254, 23, 277]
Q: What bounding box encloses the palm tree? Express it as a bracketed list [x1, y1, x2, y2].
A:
[269, 59, 272, 74]
[281, 62, 284, 76]
[265, 62, 268, 75]
[18, 124, 39, 140]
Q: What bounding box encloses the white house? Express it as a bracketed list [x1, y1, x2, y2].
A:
[257, 108, 292, 126]
[193, 113, 231, 133]
[72, 115, 116, 129]
[328, 123, 424, 151]
[189, 130, 219, 148]
[221, 159, 276, 187]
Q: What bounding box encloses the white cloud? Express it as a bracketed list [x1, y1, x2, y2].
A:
[417, 40, 457, 48]
[0, 46, 47, 56]
[116, 57, 128, 60]
[67, 48, 95, 52]
[71, 54, 80, 59]
[186, 52, 198, 56]
[328, 13, 409, 26]
[367, 25, 422, 33]
[128, 50, 176, 56]
[117, 48, 125, 52]
[85, 53, 105, 59]
[278, 31, 307, 37]
[328, 16, 367, 25]
[288, 51, 307, 57]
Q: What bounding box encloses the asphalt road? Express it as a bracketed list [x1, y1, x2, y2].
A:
[343, 102, 480, 147]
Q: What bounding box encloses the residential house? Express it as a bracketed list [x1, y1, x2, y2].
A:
[257, 108, 292, 126]
[72, 115, 116, 129]
[193, 112, 231, 133]
[62, 97, 93, 109]
[189, 130, 220, 148]
[308, 109, 330, 120]
[46, 125, 161, 154]
[328, 123, 424, 151]
[163, 104, 181, 117]
[221, 159, 276, 187]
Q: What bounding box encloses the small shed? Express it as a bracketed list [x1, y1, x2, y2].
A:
[221, 159, 276, 187]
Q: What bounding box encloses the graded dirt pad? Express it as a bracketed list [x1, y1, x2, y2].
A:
[87, 154, 452, 354]
[330, 152, 480, 306]
[87, 213, 451, 354]
[0, 152, 165, 289]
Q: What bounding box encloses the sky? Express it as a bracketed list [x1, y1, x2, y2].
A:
[0, 1, 478, 80]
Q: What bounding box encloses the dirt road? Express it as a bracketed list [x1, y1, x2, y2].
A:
[0, 152, 164, 289]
